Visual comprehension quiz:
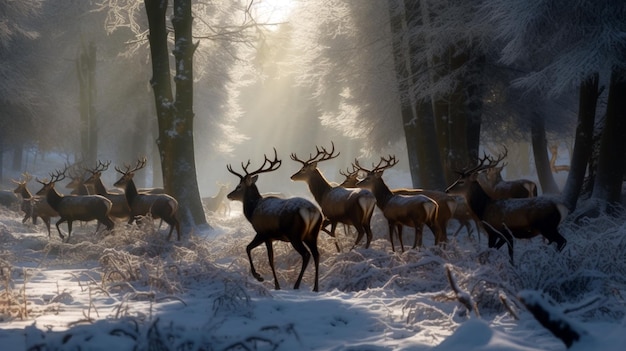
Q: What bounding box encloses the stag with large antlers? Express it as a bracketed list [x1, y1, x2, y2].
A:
[227, 149, 322, 292]
[477, 147, 538, 199]
[84, 160, 132, 221]
[290, 142, 376, 251]
[35, 168, 114, 242]
[446, 154, 568, 263]
[12, 173, 58, 236]
[354, 155, 440, 252]
[113, 158, 180, 241]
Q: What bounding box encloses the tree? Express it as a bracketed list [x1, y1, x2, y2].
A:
[144, 0, 207, 232]
[0, 0, 44, 182]
[482, 0, 626, 208]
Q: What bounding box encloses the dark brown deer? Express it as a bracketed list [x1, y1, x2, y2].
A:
[83, 160, 132, 221]
[477, 147, 538, 199]
[35, 168, 114, 242]
[12, 173, 58, 237]
[290, 142, 376, 251]
[446, 154, 568, 263]
[113, 158, 181, 241]
[227, 149, 322, 291]
[354, 156, 440, 252]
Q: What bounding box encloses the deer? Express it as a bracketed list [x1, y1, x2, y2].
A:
[290, 142, 377, 251]
[12, 173, 58, 237]
[446, 153, 568, 264]
[113, 158, 181, 241]
[202, 182, 230, 215]
[35, 168, 114, 242]
[353, 155, 440, 252]
[476, 147, 538, 199]
[339, 161, 469, 246]
[227, 149, 322, 292]
[83, 160, 132, 221]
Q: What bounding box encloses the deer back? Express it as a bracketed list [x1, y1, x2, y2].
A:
[249, 196, 321, 237]
[482, 197, 567, 235]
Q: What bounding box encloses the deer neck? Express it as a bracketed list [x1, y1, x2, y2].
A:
[242, 185, 263, 221]
[466, 181, 491, 219]
[305, 169, 333, 204]
[124, 179, 139, 205]
[369, 178, 394, 209]
[45, 187, 64, 210]
[93, 178, 109, 195]
[18, 186, 32, 199]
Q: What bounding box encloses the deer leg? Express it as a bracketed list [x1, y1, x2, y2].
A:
[43, 217, 51, 238]
[264, 241, 280, 290]
[246, 235, 266, 283]
[397, 224, 405, 253]
[290, 240, 311, 290]
[66, 220, 73, 242]
[55, 218, 67, 241]
[303, 237, 320, 292]
[387, 222, 396, 252]
[352, 225, 368, 251]
[363, 222, 373, 249]
[412, 223, 423, 249]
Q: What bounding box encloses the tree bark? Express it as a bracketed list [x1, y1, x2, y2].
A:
[562, 73, 599, 211]
[145, 0, 208, 232]
[530, 112, 560, 194]
[591, 67, 626, 205]
[77, 41, 97, 166]
[388, 0, 445, 189]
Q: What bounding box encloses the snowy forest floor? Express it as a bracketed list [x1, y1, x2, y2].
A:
[0, 197, 625, 350]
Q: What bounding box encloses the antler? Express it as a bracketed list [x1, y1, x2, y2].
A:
[87, 160, 111, 175]
[37, 167, 67, 185]
[485, 145, 508, 168]
[12, 172, 32, 185]
[372, 155, 399, 173]
[290, 142, 340, 166]
[339, 164, 359, 178]
[115, 157, 147, 175]
[228, 148, 282, 180]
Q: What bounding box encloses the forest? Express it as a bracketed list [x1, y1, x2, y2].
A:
[0, 1, 625, 349]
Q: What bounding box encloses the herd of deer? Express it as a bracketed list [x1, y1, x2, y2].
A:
[9, 157, 180, 243]
[226, 143, 568, 292]
[1, 144, 568, 293]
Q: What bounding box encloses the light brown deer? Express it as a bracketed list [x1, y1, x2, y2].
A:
[84, 160, 132, 221]
[12, 173, 58, 237]
[354, 155, 440, 252]
[446, 154, 568, 264]
[113, 158, 181, 241]
[202, 182, 230, 215]
[35, 168, 114, 242]
[227, 149, 322, 291]
[290, 143, 376, 251]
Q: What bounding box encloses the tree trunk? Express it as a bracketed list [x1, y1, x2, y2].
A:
[77, 41, 97, 166]
[530, 112, 560, 194]
[145, 0, 208, 232]
[591, 67, 626, 205]
[562, 73, 599, 211]
[388, 0, 445, 189]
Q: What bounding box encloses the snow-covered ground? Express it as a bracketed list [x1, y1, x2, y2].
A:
[0, 176, 625, 350]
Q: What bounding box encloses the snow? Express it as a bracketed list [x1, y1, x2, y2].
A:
[0, 187, 625, 350]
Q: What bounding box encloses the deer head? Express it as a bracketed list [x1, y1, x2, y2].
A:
[290, 142, 339, 182]
[113, 157, 147, 188]
[354, 155, 399, 189]
[227, 148, 281, 202]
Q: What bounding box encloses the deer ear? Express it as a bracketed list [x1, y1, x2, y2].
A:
[249, 174, 259, 185]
